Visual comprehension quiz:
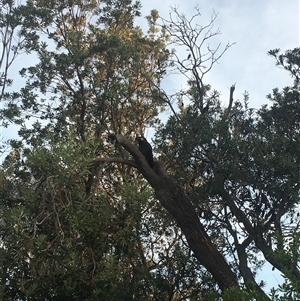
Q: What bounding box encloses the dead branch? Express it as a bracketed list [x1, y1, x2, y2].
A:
[107, 133, 239, 291]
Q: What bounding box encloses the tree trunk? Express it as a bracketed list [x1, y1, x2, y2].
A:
[114, 134, 239, 291]
[154, 176, 239, 291]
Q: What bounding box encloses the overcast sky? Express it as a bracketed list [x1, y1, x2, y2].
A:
[139, 0, 299, 108]
[138, 0, 299, 292]
[0, 0, 299, 293]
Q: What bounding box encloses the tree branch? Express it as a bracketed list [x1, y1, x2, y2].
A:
[92, 156, 138, 168]
[109, 133, 239, 291]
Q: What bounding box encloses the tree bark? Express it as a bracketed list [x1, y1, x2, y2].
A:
[112, 134, 239, 291]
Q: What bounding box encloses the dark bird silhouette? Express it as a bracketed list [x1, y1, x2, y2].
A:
[136, 136, 153, 168]
[187, 53, 191, 60]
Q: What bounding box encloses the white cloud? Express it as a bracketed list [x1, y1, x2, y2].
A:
[140, 0, 299, 107]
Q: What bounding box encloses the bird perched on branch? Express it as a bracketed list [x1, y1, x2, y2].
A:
[135, 136, 154, 168]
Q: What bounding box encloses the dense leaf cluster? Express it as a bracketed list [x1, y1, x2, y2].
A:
[0, 0, 300, 300]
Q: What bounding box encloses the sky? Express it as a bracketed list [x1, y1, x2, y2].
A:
[1, 0, 300, 293]
[138, 0, 299, 293]
[139, 0, 299, 108]
[2, 0, 299, 138]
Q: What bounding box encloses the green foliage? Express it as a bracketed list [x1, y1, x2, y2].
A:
[0, 131, 187, 300]
[1, 0, 300, 299]
[154, 48, 300, 298]
[0, 1, 209, 300]
[207, 285, 271, 301]
[2, 0, 169, 140]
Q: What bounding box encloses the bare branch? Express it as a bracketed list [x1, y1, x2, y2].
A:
[159, 6, 235, 111]
[0, 1, 27, 101]
[224, 83, 236, 118]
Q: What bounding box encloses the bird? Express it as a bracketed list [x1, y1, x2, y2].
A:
[135, 136, 154, 168]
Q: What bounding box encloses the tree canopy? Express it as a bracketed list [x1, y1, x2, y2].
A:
[0, 1, 300, 300]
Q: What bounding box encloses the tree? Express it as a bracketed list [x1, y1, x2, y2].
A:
[0, 1, 211, 300]
[1, 1, 300, 300]
[153, 37, 300, 299]
[0, 0, 39, 130]
[1, 0, 167, 299]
